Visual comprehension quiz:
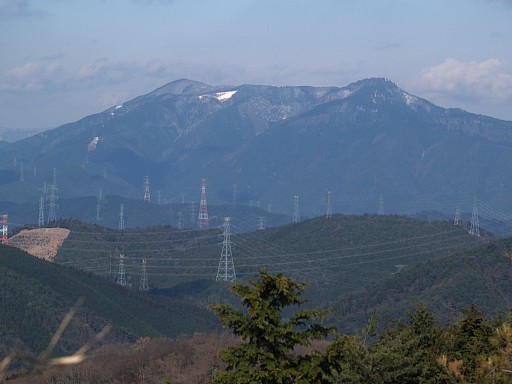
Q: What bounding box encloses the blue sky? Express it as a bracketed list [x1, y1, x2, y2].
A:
[1, 0, 511, 129]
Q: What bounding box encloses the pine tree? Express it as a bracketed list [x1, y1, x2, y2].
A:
[210, 270, 334, 383]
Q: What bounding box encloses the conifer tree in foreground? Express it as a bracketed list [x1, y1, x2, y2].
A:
[210, 270, 334, 383]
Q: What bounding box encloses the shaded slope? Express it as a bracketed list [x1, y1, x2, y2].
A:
[331, 237, 512, 331]
[0, 245, 218, 358]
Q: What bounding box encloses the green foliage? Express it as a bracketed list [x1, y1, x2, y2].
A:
[210, 270, 334, 383]
[209, 271, 512, 384]
[0, 245, 219, 359]
[333, 236, 512, 332]
[54, 216, 482, 312]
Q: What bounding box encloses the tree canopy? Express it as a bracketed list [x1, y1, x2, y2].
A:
[210, 270, 334, 383]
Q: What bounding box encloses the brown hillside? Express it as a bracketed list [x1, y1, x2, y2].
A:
[9, 228, 70, 261]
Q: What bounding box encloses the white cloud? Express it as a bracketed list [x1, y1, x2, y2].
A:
[414, 58, 512, 101]
[76, 61, 106, 80]
[5, 60, 63, 91]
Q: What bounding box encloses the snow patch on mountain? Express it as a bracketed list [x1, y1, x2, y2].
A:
[87, 136, 99, 151]
[214, 90, 237, 101]
[403, 93, 417, 106]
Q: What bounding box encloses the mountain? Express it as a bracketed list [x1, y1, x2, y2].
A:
[49, 215, 486, 306]
[1, 78, 512, 228]
[0, 245, 218, 358]
[0, 127, 46, 142]
[330, 236, 512, 331]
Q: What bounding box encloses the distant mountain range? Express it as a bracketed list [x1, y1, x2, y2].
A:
[1, 78, 512, 226]
[0, 127, 46, 143]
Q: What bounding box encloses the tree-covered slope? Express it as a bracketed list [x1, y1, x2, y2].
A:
[331, 237, 512, 331]
[51, 215, 486, 307]
[0, 245, 219, 358]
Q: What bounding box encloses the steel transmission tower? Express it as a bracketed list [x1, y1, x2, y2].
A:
[118, 203, 125, 230]
[469, 197, 480, 237]
[326, 191, 333, 219]
[19, 161, 24, 182]
[454, 206, 461, 226]
[257, 216, 266, 230]
[96, 188, 104, 222]
[292, 195, 300, 223]
[47, 168, 58, 223]
[378, 194, 384, 215]
[177, 211, 183, 229]
[197, 178, 209, 229]
[1, 214, 8, 245]
[216, 217, 236, 281]
[144, 176, 151, 203]
[139, 259, 149, 291]
[38, 196, 45, 227]
[116, 253, 127, 286]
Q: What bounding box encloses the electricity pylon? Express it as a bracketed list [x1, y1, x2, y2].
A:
[216, 217, 236, 281]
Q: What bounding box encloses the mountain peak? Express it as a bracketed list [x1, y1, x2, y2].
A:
[347, 77, 400, 92]
[150, 79, 215, 96]
[340, 77, 431, 109]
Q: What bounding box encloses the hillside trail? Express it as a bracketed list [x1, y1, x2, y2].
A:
[9, 228, 70, 261]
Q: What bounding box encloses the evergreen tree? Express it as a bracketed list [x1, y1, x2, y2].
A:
[210, 270, 334, 383]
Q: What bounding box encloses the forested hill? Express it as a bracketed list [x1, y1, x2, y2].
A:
[51, 215, 486, 306]
[0, 245, 218, 358]
[331, 236, 512, 331]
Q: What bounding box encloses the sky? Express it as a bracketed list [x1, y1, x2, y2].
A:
[1, 0, 512, 129]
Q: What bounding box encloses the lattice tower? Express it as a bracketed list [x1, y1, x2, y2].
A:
[258, 216, 265, 230]
[326, 191, 333, 218]
[1, 214, 8, 245]
[469, 197, 480, 237]
[116, 253, 127, 286]
[96, 188, 103, 222]
[38, 196, 45, 227]
[216, 217, 236, 281]
[454, 206, 461, 226]
[19, 161, 24, 182]
[292, 195, 300, 224]
[139, 259, 149, 291]
[118, 203, 125, 230]
[144, 176, 151, 203]
[197, 178, 209, 229]
[177, 211, 183, 230]
[46, 168, 58, 223]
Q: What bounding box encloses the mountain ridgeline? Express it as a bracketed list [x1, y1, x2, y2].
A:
[1, 78, 512, 227]
[51, 215, 487, 311]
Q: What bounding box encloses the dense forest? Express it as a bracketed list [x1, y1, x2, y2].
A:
[0, 246, 218, 361]
[4, 271, 512, 383]
[2, 214, 512, 382]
